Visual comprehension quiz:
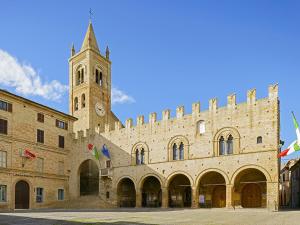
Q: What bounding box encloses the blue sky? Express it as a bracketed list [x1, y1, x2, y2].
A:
[0, 0, 300, 161]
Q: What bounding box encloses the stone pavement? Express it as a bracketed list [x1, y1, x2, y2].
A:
[0, 208, 299, 225]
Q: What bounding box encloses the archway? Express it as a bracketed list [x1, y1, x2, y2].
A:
[79, 160, 99, 196]
[141, 176, 162, 207]
[117, 178, 136, 207]
[198, 172, 226, 208]
[168, 174, 191, 207]
[15, 180, 30, 209]
[234, 168, 267, 208]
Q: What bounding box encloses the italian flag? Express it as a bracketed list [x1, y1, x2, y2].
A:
[87, 144, 99, 160]
[278, 112, 300, 157]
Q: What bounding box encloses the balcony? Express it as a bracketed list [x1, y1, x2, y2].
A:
[100, 168, 113, 178]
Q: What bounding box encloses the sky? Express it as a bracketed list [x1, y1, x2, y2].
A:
[0, 0, 300, 161]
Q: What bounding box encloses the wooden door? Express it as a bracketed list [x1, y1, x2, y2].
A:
[241, 183, 262, 208]
[212, 185, 226, 208]
[15, 180, 29, 209]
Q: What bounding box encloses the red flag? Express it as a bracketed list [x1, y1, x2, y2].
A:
[87, 144, 93, 151]
[24, 149, 36, 159]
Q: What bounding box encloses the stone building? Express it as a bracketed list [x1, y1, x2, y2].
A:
[0, 22, 280, 211]
[290, 160, 300, 208]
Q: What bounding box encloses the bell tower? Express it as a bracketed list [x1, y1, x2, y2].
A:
[69, 22, 113, 133]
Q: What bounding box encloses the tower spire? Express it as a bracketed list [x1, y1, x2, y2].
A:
[71, 43, 75, 57]
[80, 22, 100, 53]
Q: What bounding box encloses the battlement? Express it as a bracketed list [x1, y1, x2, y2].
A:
[100, 84, 278, 135]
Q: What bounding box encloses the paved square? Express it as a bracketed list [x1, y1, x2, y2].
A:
[0, 209, 299, 225]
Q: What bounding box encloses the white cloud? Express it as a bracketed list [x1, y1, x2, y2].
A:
[0, 49, 135, 104]
[0, 49, 68, 101]
[111, 87, 135, 105]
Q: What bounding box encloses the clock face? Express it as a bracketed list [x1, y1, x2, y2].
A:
[95, 102, 105, 117]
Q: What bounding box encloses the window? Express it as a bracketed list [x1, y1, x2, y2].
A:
[283, 173, 286, 182]
[37, 113, 44, 123]
[135, 149, 140, 165]
[257, 136, 263, 144]
[76, 68, 84, 85]
[58, 135, 65, 148]
[58, 161, 64, 175]
[0, 100, 12, 112]
[0, 185, 7, 202]
[37, 157, 44, 173]
[74, 97, 78, 111]
[197, 120, 205, 134]
[0, 119, 8, 135]
[77, 71, 81, 85]
[219, 136, 225, 155]
[81, 68, 84, 83]
[95, 69, 103, 86]
[106, 191, 110, 199]
[227, 135, 233, 154]
[36, 187, 43, 203]
[58, 189, 64, 200]
[179, 143, 184, 160]
[81, 94, 86, 108]
[106, 160, 111, 168]
[56, 120, 68, 130]
[140, 149, 145, 164]
[37, 129, 44, 144]
[0, 151, 7, 168]
[173, 143, 178, 160]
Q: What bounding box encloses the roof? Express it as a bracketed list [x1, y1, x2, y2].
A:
[81, 22, 100, 53]
[0, 89, 77, 121]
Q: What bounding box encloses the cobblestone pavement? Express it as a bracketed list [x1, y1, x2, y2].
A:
[0, 208, 299, 225]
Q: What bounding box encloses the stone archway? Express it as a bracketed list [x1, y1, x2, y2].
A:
[168, 174, 191, 208]
[79, 159, 99, 196]
[198, 171, 226, 208]
[141, 176, 162, 207]
[234, 168, 267, 208]
[117, 178, 136, 207]
[15, 180, 30, 209]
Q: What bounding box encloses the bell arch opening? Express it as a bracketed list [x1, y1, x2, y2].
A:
[79, 160, 99, 196]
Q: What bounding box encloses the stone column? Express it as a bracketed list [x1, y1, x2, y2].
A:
[136, 189, 142, 208]
[226, 184, 233, 209]
[191, 186, 199, 208]
[161, 187, 168, 208]
[267, 182, 279, 211]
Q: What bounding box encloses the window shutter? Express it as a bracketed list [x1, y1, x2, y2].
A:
[65, 122, 68, 130]
[7, 103, 12, 112]
[4, 120, 7, 134]
[56, 119, 59, 128]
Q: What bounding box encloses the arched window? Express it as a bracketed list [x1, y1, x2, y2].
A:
[76, 67, 84, 85]
[135, 149, 140, 165]
[74, 97, 78, 111]
[227, 135, 233, 154]
[95, 69, 99, 84]
[173, 143, 178, 160]
[140, 149, 145, 164]
[99, 72, 103, 86]
[219, 136, 225, 155]
[81, 68, 84, 83]
[197, 120, 205, 134]
[95, 69, 103, 86]
[179, 142, 184, 160]
[257, 136, 262, 144]
[77, 71, 81, 85]
[81, 94, 86, 108]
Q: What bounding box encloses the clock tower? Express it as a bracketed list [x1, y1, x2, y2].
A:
[69, 22, 115, 133]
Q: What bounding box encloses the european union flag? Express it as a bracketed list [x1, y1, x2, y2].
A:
[101, 144, 111, 159]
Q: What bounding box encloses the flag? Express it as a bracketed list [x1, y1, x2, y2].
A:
[21, 149, 36, 159]
[101, 144, 111, 159]
[278, 112, 300, 157]
[87, 143, 93, 151]
[92, 146, 99, 160]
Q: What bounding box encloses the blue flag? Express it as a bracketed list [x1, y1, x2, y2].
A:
[101, 144, 111, 159]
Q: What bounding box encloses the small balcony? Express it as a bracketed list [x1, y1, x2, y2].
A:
[100, 168, 113, 178]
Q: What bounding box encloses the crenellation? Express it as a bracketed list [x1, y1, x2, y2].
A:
[268, 83, 278, 100]
[126, 118, 133, 128]
[209, 98, 218, 111]
[227, 94, 236, 108]
[115, 121, 122, 130]
[176, 106, 185, 118]
[247, 89, 256, 105]
[137, 115, 144, 126]
[192, 102, 200, 116]
[149, 112, 157, 124]
[162, 109, 171, 121]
